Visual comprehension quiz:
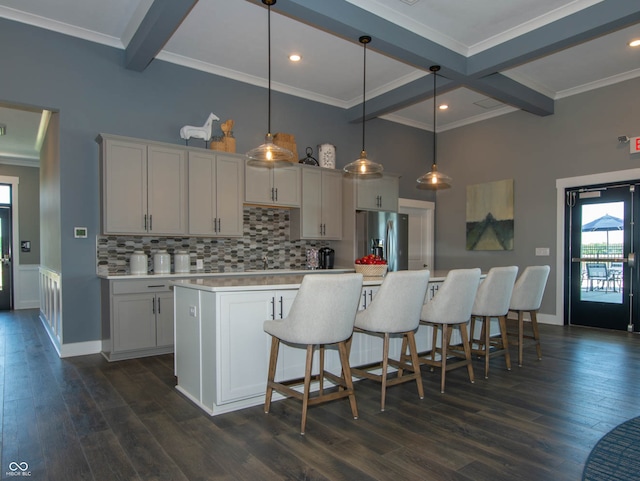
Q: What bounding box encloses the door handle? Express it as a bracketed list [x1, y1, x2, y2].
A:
[1, 255, 10, 266]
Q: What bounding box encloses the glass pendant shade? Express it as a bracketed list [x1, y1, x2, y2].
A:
[344, 150, 383, 176]
[246, 133, 293, 167]
[417, 163, 452, 190]
[246, 0, 294, 167]
[416, 65, 451, 190]
[343, 35, 383, 176]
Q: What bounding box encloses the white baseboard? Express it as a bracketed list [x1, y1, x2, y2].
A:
[59, 340, 102, 358]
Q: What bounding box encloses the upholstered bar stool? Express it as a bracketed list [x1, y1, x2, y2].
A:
[468, 266, 518, 379]
[417, 268, 481, 393]
[349, 270, 430, 411]
[263, 273, 363, 435]
[507, 265, 551, 367]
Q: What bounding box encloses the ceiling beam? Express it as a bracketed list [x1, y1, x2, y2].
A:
[125, 0, 198, 72]
[467, 0, 640, 77]
[346, 76, 460, 123]
[468, 74, 554, 116]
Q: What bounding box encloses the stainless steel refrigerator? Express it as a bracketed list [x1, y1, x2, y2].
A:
[355, 210, 409, 271]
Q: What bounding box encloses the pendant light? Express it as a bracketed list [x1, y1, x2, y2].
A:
[343, 35, 384, 176]
[417, 65, 452, 190]
[246, 0, 294, 167]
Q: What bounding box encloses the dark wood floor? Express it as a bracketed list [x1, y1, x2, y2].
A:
[3, 309, 640, 481]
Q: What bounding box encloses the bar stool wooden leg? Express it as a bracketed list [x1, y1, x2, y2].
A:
[518, 311, 525, 367]
[265, 337, 280, 413]
[531, 311, 542, 360]
[406, 331, 424, 400]
[498, 315, 512, 371]
[440, 324, 449, 393]
[300, 344, 314, 435]
[459, 323, 475, 384]
[337, 341, 358, 420]
[380, 333, 390, 411]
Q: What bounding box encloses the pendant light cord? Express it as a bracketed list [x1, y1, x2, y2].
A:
[267, 2, 272, 135]
[362, 39, 367, 152]
[432, 66, 436, 166]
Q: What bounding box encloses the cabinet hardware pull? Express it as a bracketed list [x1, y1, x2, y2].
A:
[279, 296, 284, 319]
[152, 298, 156, 314]
[271, 187, 275, 201]
[368, 290, 373, 302]
[147, 285, 165, 288]
[157, 298, 161, 313]
[149, 214, 153, 230]
[362, 291, 367, 309]
[144, 214, 148, 231]
[275, 188, 278, 201]
[217, 218, 221, 233]
[271, 297, 275, 320]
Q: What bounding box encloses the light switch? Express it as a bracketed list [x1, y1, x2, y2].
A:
[189, 306, 197, 317]
[535, 247, 550, 256]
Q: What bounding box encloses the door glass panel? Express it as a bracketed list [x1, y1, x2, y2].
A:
[579, 201, 623, 304]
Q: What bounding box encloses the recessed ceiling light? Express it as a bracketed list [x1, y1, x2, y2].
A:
[439, 104, 448, 110]
[629, 39, 640, 47]
[289, 54, 301, 62]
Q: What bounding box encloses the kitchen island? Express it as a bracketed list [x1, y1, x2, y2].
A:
[172, 271, 447, 416]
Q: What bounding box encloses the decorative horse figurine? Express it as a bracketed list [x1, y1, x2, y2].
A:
[180, 113, 220, 146]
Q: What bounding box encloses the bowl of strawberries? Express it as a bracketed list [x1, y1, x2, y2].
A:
[354, 254, 388, 277]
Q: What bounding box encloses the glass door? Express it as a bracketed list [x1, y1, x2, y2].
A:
[567, 182, 639, 331]
[0, 204, 12, 310]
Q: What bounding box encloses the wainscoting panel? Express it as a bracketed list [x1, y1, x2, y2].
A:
[39, 267, 62, 352]
[16, 264, 40, 309]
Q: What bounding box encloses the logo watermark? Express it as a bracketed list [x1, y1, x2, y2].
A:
[7, 461, 31, 477]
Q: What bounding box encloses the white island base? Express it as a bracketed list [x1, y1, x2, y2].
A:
[173, 272, 450, 416]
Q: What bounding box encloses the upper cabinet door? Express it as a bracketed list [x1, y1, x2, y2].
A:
[272, 166, 301, 207]
[321, 169, 343, 239]
[147, 145, 188, 235]
[214, 154, 244, 237]
[244, 160, 301, 207]
[188, 151, 216, 235]
[101, 138, 147, 234]
[355, 175, 399, 212]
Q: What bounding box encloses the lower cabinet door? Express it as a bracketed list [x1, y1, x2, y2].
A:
[217, 291, 275, 404]
[112, 294, 157, 352]
[155, 292, 175, 347]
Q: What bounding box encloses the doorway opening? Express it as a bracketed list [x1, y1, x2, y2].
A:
[565, 181, 639, 331]
[0, 183, 14, 310]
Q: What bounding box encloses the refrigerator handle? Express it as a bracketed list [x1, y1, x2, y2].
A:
[385, 220, 394, 266]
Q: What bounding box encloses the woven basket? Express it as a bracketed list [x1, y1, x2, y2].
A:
[354, 264, 388, 277]
[273, 132, 298, 163]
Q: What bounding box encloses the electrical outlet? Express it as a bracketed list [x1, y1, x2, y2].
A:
[196, 259, 204, 269]
[535, 247, 550, 256]
[189, 306, 197, 317]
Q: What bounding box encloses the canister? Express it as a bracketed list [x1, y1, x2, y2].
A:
[153, 249, 171, 274]
[130, 250, 148, 275]
[174, 250, 190, 273]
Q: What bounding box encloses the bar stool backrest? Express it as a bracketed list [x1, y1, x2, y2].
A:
[509, 265, 550, 311]
[280, 273, 363, 344]
[421, 268, 481, 324]
[355, 270, 430, 333]
[472, 266, 518, 317]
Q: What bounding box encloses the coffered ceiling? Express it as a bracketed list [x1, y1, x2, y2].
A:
[1, 0, 639, 162]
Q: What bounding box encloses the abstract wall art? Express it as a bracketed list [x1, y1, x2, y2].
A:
[466, 179, 514, 251]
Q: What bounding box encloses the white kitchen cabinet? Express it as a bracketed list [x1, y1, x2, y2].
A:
[188, 151, 243, 237]
[100, 279, 175, 361]
[217, 289, 297, 405]
[290, 167, 343, 240]
[244, 160, 301, 207]
[355, 174, 399, 211]
[98, 135, 187, 235]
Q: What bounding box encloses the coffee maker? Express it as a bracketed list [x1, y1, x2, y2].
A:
[318, 247, 335, 269]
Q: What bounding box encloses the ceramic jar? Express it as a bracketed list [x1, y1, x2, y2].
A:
[153, 249, 171, 274]
[317, 143, 336, 169]
[174, 250, 190, 273]
[130, 250, 148, 275]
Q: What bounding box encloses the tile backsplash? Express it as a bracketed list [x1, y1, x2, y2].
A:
[96, 206, 330, 275]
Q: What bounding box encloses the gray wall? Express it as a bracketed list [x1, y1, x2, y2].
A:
[0, 163, 40, 264]
[0, 18, 432, 343]
[4, 15, 634, 342]
[432, 76, 640, 314]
